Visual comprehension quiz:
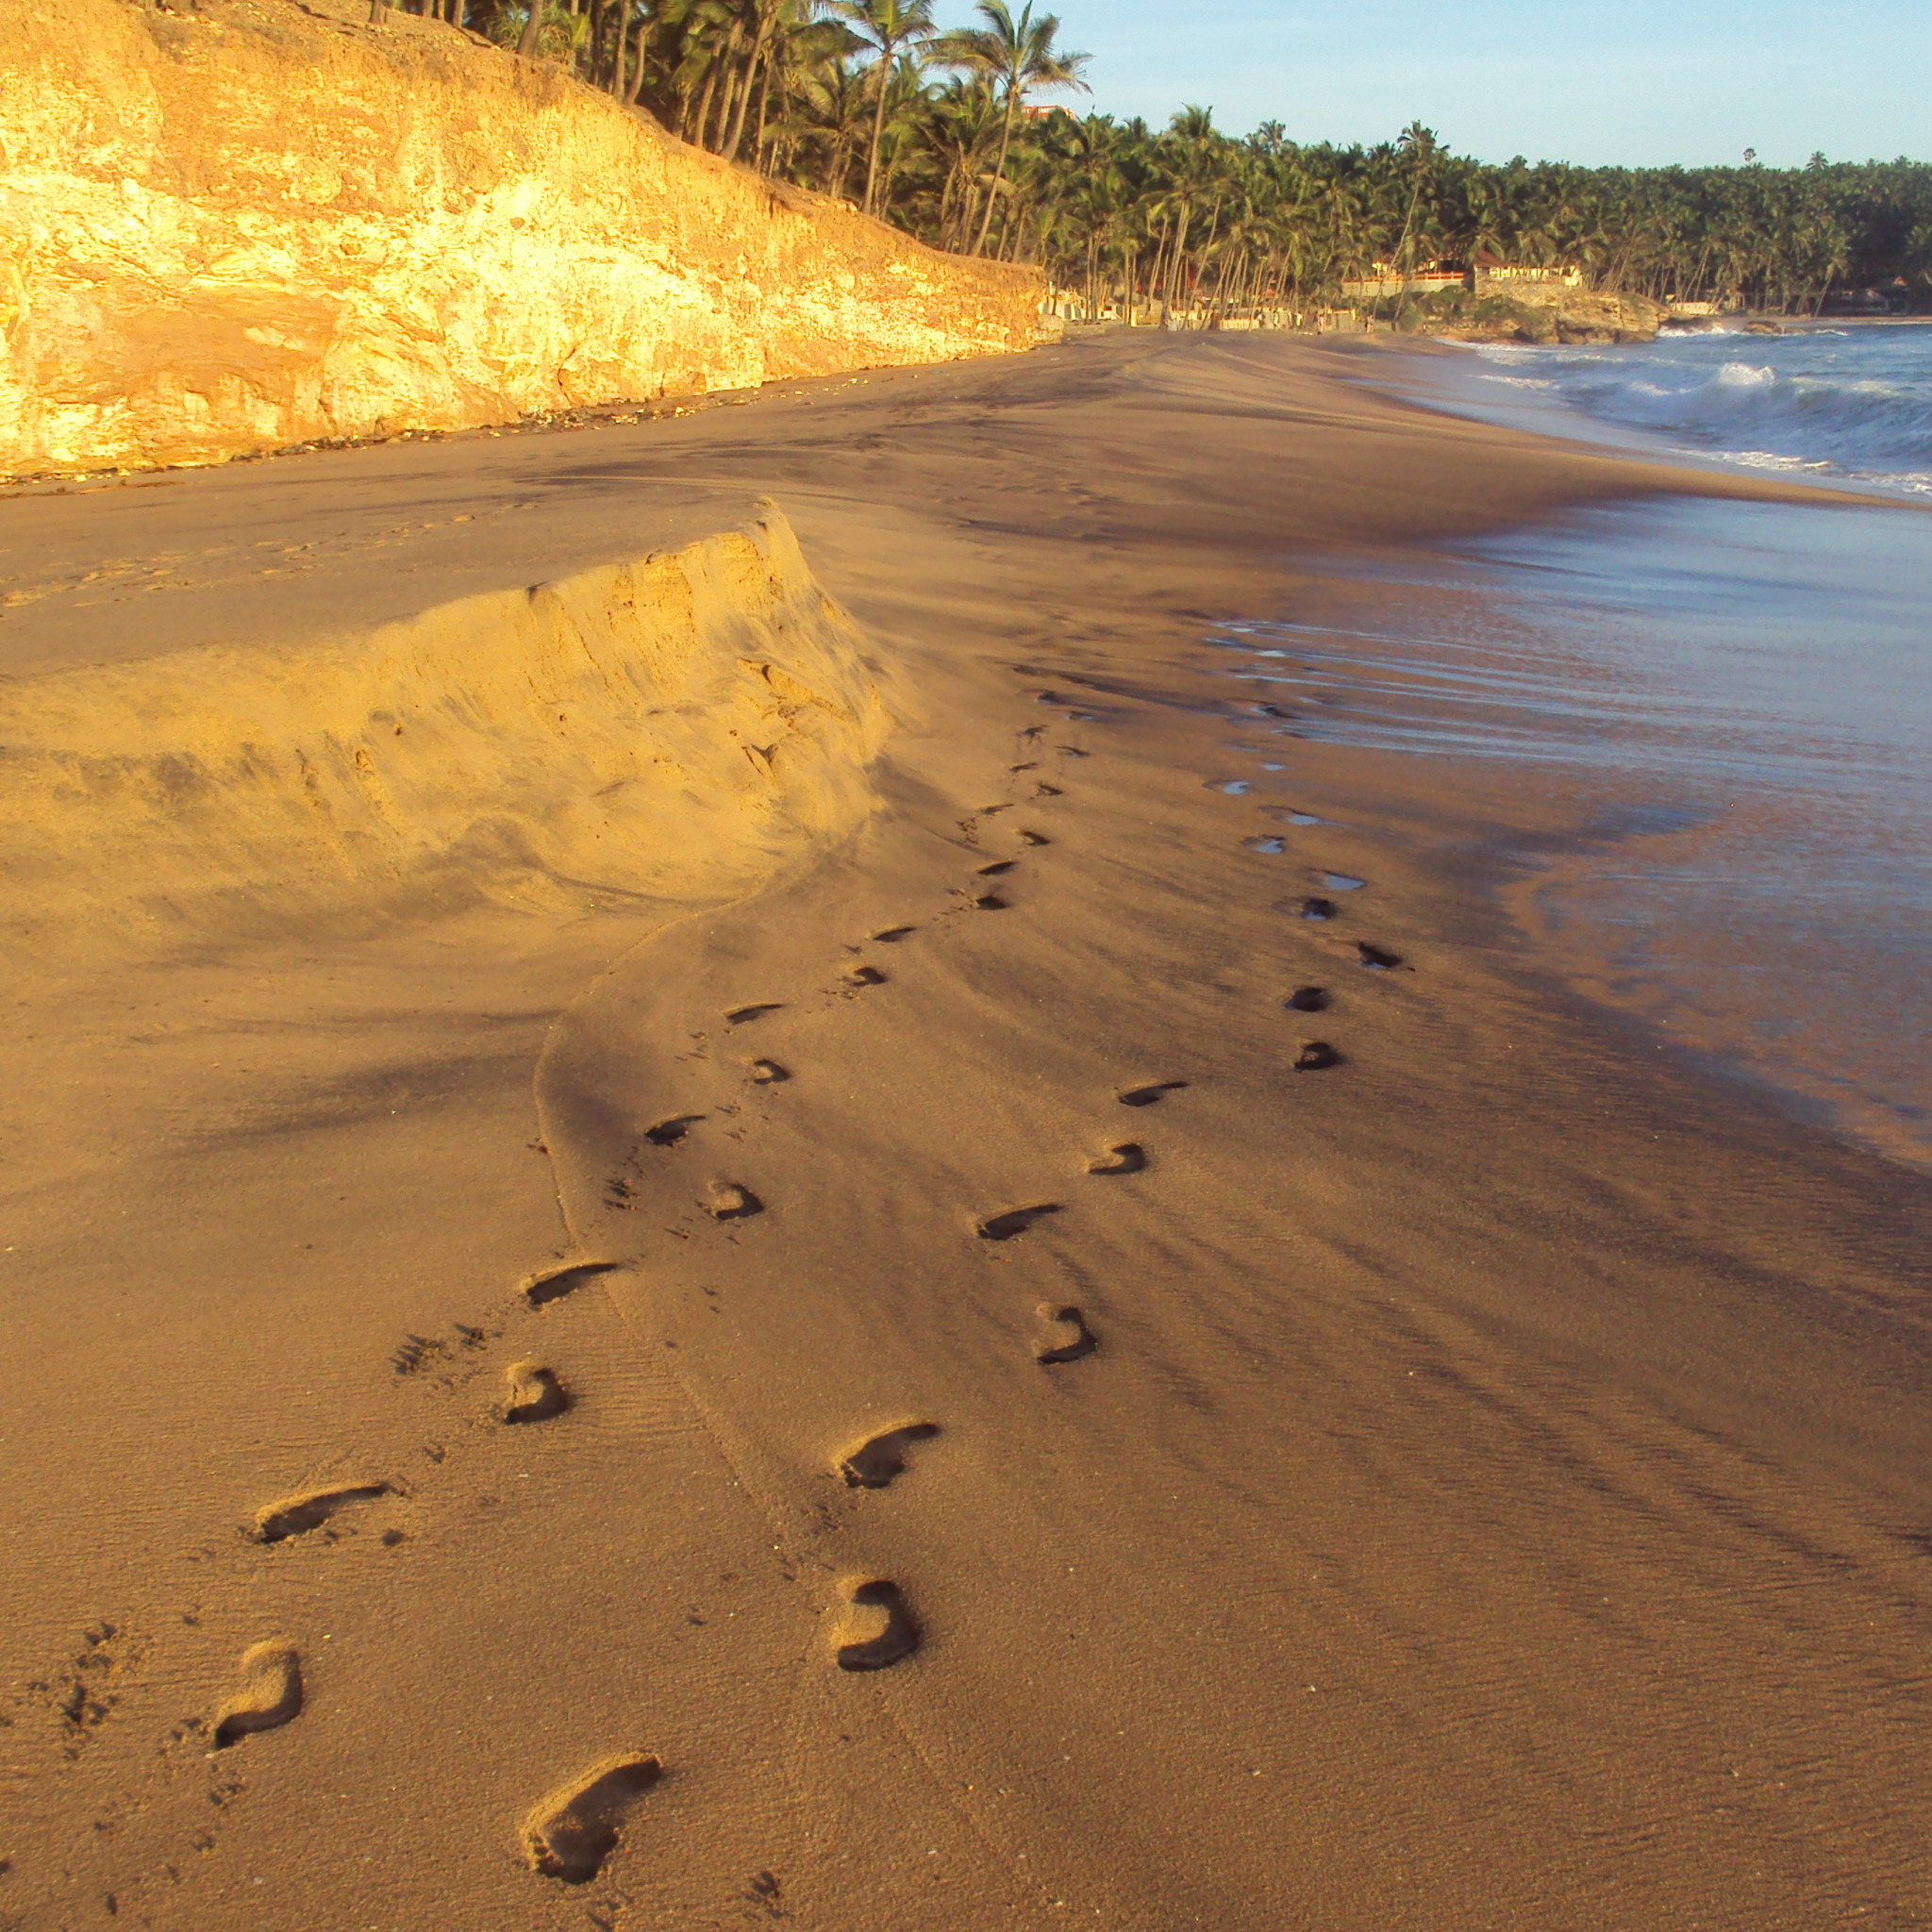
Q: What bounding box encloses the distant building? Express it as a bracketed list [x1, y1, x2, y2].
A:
[1474, 256, 1582, 287]
[1339, 266, 1466, 298]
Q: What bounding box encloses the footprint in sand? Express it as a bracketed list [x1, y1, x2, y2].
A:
[503, 1361, 568, 1424]
[1033, 1303, 1097, 1365]
[1357, 941, 1404, 970]
[976, 1204, 1061, 1241]
[210, 1641, 303, 1749]
[253, 1484, 390, 1545]
[1088, 1142, 1146, 1175]
[522, 1260, 622, 1309]
[844, 965, 887, 988]
[1294, 1041, 1341, 1071]
[724, 1003, 783, 1026]
[1018, 830, 1051, 847]
[871, 925, 916, 944]
[1035, 782, 1063, 798]
[749, 1058, 790, 1085]
[971, 892, 1009, 911]
[1299, 896, 1337, 921]
[645, 1115, 704, 1147]
[522, 1754, 663, 1884]
[1118, 1080, 1187, 1108]
[706, 1181, 763, 1221]
[838, 1422, 941, 1490]
[830, 1578, 920, 1671]
[1285, 986, 1329, 1012]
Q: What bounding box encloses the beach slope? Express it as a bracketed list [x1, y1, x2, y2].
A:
[1, 335, 1927, 1930]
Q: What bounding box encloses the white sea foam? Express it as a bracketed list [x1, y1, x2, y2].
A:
[1464, 325, 1932, 496]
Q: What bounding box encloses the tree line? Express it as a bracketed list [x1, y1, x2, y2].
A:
[399, 0, 1932, 316]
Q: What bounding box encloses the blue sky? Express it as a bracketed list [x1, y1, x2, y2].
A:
[933, 1, 1932, 168]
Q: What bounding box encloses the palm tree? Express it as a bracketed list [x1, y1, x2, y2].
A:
[515, 0, 544, 59]
[455, 9, 1932, 314]
[940, 0, 1090, 256]
[924, 77, 1004, 251]
[832, 0, 940, 213]
[755, 10, 862, 178]
[1389, 119, 1439, 315]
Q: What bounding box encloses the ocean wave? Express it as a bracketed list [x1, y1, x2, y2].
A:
[1467, 326, 1932, 493]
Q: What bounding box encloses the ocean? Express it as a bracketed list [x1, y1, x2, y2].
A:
[1448, 319, 1932, 500]
[1229, 321, 1932, 1167]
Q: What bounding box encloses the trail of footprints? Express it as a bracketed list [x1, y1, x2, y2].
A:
[145, 660, 1419, 1898]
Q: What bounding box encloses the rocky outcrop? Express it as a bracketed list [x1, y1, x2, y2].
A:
[1421, 283, 1668, 345]
[0, 0, 1043, 478]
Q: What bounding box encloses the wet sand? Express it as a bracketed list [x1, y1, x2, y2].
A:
[3, 333, 1929, 1929]
[1211, 491, 1932, 1173]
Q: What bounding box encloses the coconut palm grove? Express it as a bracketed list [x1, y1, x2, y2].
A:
[470, 0, 1932, 312]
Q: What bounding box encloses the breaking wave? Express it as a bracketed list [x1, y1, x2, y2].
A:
[1464, 325, 1932, 496]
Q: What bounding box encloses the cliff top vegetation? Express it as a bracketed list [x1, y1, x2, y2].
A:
[379, 0, 1932, 317]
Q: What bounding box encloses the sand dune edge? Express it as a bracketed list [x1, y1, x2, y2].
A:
[0, 503, 892, 960]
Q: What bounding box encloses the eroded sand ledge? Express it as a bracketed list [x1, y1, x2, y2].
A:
[0, 505, 889, 955]
[0, 0, 1041, 477]
[3, 337, 1928, 1928]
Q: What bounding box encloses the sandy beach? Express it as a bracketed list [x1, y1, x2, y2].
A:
[3, 332, 1929, 1929]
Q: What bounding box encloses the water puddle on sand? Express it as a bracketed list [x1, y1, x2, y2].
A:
[1218, 494, 1932, 1171]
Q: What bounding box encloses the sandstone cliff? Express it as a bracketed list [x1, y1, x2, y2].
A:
[0, 0, 1043, 478]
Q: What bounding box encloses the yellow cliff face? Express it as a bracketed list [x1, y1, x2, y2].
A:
[0, 0, 1043, 478]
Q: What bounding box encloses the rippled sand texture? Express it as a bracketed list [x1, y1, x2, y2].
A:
[2, 337, 1927, 1929]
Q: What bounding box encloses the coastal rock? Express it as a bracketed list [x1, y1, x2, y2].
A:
[1427, 284, 1668, 346]
[0, 0, 1043, 478]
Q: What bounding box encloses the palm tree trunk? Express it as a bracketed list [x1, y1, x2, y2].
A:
[1165, 206, 1191, 323]
[709, 31, 742, 153]
[972, 89, 1020, 257]
[724, 12, 774, 164]
[515, 0, 543, 59]
[861, 38, 895, 215]
[625, 11, 650, 103]
[724, 51, 757, 161]
[750, 43, 775, 170]
[690, 62, 719, 149]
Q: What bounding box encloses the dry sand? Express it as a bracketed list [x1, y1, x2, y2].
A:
[2, 334, 1928, 1929]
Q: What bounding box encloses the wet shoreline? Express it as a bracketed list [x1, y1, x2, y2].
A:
[1214, 421, 1932, 1170]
